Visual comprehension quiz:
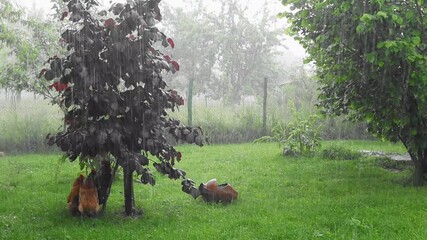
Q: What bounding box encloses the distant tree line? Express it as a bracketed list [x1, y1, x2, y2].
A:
[161, 0, 287, 105]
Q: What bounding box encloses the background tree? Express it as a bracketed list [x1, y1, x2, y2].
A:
[0, 0, 25, 101]
[276, 62, 317, 113]
[214, 0, 283, 104]
[162, 4, 219, 125]
[163, 0, 284, 105]
[281, 0, 427, 185]
[0, 0, 62, 102]
[162, 4, 219, 98]
[43, 0, 204, 216]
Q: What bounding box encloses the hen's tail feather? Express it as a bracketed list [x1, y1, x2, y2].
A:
[67, 174, 84, 216]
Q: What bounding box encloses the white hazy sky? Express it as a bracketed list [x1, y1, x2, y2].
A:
[14, 0, 305, 60]
[15, 0, 285, 17]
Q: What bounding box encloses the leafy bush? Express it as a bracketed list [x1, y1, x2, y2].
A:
[255, 101, 321, 156]
[321, 145, 362, 160]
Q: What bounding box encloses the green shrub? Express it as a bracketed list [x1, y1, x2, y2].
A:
[254, 101, 321, 156]
[375, 156, 413, 172]
[321, 145, 362, 160]
[283, 113, 321, 156]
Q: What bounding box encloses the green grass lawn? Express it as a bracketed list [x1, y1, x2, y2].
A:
[1, 141, 426, 239]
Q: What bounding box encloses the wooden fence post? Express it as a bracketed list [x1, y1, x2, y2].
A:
[188, 78, 194, 126]
[262, 77, 268, 135]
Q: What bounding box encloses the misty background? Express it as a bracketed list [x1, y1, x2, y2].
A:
[0, 0, 369, 154]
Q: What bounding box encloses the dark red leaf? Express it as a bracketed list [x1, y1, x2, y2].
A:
[171, 61, 180, 71]
[164, 55, 171, 63]
[49, 82, 69, 92]
[149, 47, 157, 55]
[168, 90, 184, 106]
[177, 97, 184, 106]
[104, 18, 115, 28]
[56, 83, 68, 91]
[61, 11, 68, 20]
[167, 38, 175, 48]
[64, 118, 79, 126]
[170, 90, 178, 97]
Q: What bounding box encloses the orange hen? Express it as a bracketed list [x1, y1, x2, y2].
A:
[78, 172, 100, 217]
[200, 179, 238, 203]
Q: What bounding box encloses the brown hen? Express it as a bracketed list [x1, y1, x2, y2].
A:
[78, 171, 100, 217]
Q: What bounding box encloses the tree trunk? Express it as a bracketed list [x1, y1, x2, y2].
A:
[400, 137, 427, 186]
[123, 163, 136, 216]
[412, 150, 427, 186]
